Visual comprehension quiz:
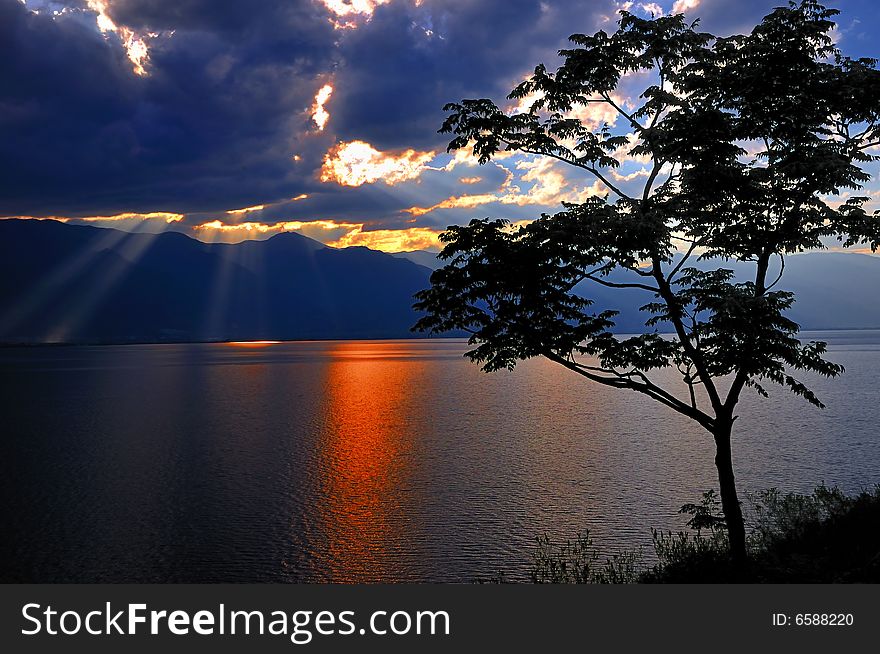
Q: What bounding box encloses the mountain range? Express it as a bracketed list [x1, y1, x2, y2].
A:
[0, 219, 434, 343]
[1, 219, 878, 344]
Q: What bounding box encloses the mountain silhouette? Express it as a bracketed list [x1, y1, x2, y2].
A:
[2, 220, 878, 345]
[0, 219, 435, 343]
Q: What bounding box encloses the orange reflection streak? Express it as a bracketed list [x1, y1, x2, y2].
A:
[315, 341, 419, 582]
[226, 340, 282, 347]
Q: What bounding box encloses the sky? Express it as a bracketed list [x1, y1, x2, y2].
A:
[1, 0, 878, 252]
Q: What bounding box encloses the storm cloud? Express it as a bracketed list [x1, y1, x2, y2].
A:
[1, 0, 877, 248]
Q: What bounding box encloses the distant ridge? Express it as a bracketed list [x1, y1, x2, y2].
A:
[1, 220, 878, 345]
[0, 220, 434, 344]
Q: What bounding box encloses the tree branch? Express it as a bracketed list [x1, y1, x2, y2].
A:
[544, 350, 715, 430]
[600, 92, 645, 132]
[511, 145, 634, 201]
[582, 274, 660, 292]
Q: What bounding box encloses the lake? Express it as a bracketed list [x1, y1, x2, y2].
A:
[1, 332, 878, 582]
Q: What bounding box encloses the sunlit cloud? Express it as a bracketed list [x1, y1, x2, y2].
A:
[639, 3, 663, 17]
[61, 212, 184, 234]
[599, 2, 633, 23]
[459, 176, 482, 185]
[671, 0, 701, 14]
[611, 167, 651, 182]
[86, 0, 152, 76]
[405, 157, 607, 217]
[507, 78, 624, 131]
[318, 0, 393, 30]
[320, 140, 436, 187]
[404, 193, 505, 217]
[192, 218, 441, 252]
[225, 195, 307, 216]
[226, 205, 266, 215]
[612, 132, 653, 166]
[824, 245, 879, 256]
[194, 218, 350, 245]
[569, 96, 624, 130]
[311, 84, 334, 131]
[328, 226, 441, 251]
[20, 0, 157, 76]
[441, 145, 509, 172]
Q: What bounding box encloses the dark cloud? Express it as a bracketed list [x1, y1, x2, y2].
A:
[330, 0, 618, 150]
[0, 0, 336, 216]
[1, 0, 875, 232]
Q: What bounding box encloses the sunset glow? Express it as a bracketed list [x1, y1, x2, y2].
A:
[327, 226, 441, 251]
[320, 141, 435, 187]
[86, 0, 151, 76]
[405, 158, 607, 217]
[226, 205, 267, 215]
[5, 0, 877, 256]
[318, 0, 392, 29]
[311, 84, 334, 131]
[314, 341, 421, 580]
[5, 0, 880, 600]
[192, 218, 440, 252]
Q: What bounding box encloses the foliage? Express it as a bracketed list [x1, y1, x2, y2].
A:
[527, 486, 880, 583]
[415, 0, 880, 561]
[415, 1, 880, 423]
[747, 484, 880, 582]
[529, 531, 642, 584]
[643, 490, 736, 582]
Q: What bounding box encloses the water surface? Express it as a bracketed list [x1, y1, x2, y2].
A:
[1, 332, 878, 582]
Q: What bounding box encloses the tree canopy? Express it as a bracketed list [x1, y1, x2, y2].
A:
[414, 1, 880, 564]
[415, 1, 880, 428]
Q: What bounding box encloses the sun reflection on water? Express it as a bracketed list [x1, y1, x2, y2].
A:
[313, 341, 421, 582]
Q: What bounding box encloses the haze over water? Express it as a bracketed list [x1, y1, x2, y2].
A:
[2, 332, 878, 582]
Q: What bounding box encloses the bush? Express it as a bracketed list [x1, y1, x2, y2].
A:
[527, 485, 880, 583]
[530, 531, 641, 584]
[748, 484, 880, 582]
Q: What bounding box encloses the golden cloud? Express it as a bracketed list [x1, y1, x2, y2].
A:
[610, 167, 651, 182]
[404, 193, 504, 217]
[404, 157, 607, 217]
[87, 0, 151, 76]
[318, 0, 392, 29]
[320, 140, 436, 187]
[193, 218, 441, 252]
[225, 195, 307, 216]
[226, 204, 266, 215]
[569, 94, 626, 130]
[311, 84, 334, 131]
[506, 75, 625, 131]
[329, 226, 441, 251]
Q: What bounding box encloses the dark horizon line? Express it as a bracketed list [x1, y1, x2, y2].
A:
[4, 327, 880, 349]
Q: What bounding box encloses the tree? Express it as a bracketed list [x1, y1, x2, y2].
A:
[414, 1, 880, 566]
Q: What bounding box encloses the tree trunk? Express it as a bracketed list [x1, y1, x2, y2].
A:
[713, 420, 747, 568]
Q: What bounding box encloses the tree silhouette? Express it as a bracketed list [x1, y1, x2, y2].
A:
[414, 1, 880, 566]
